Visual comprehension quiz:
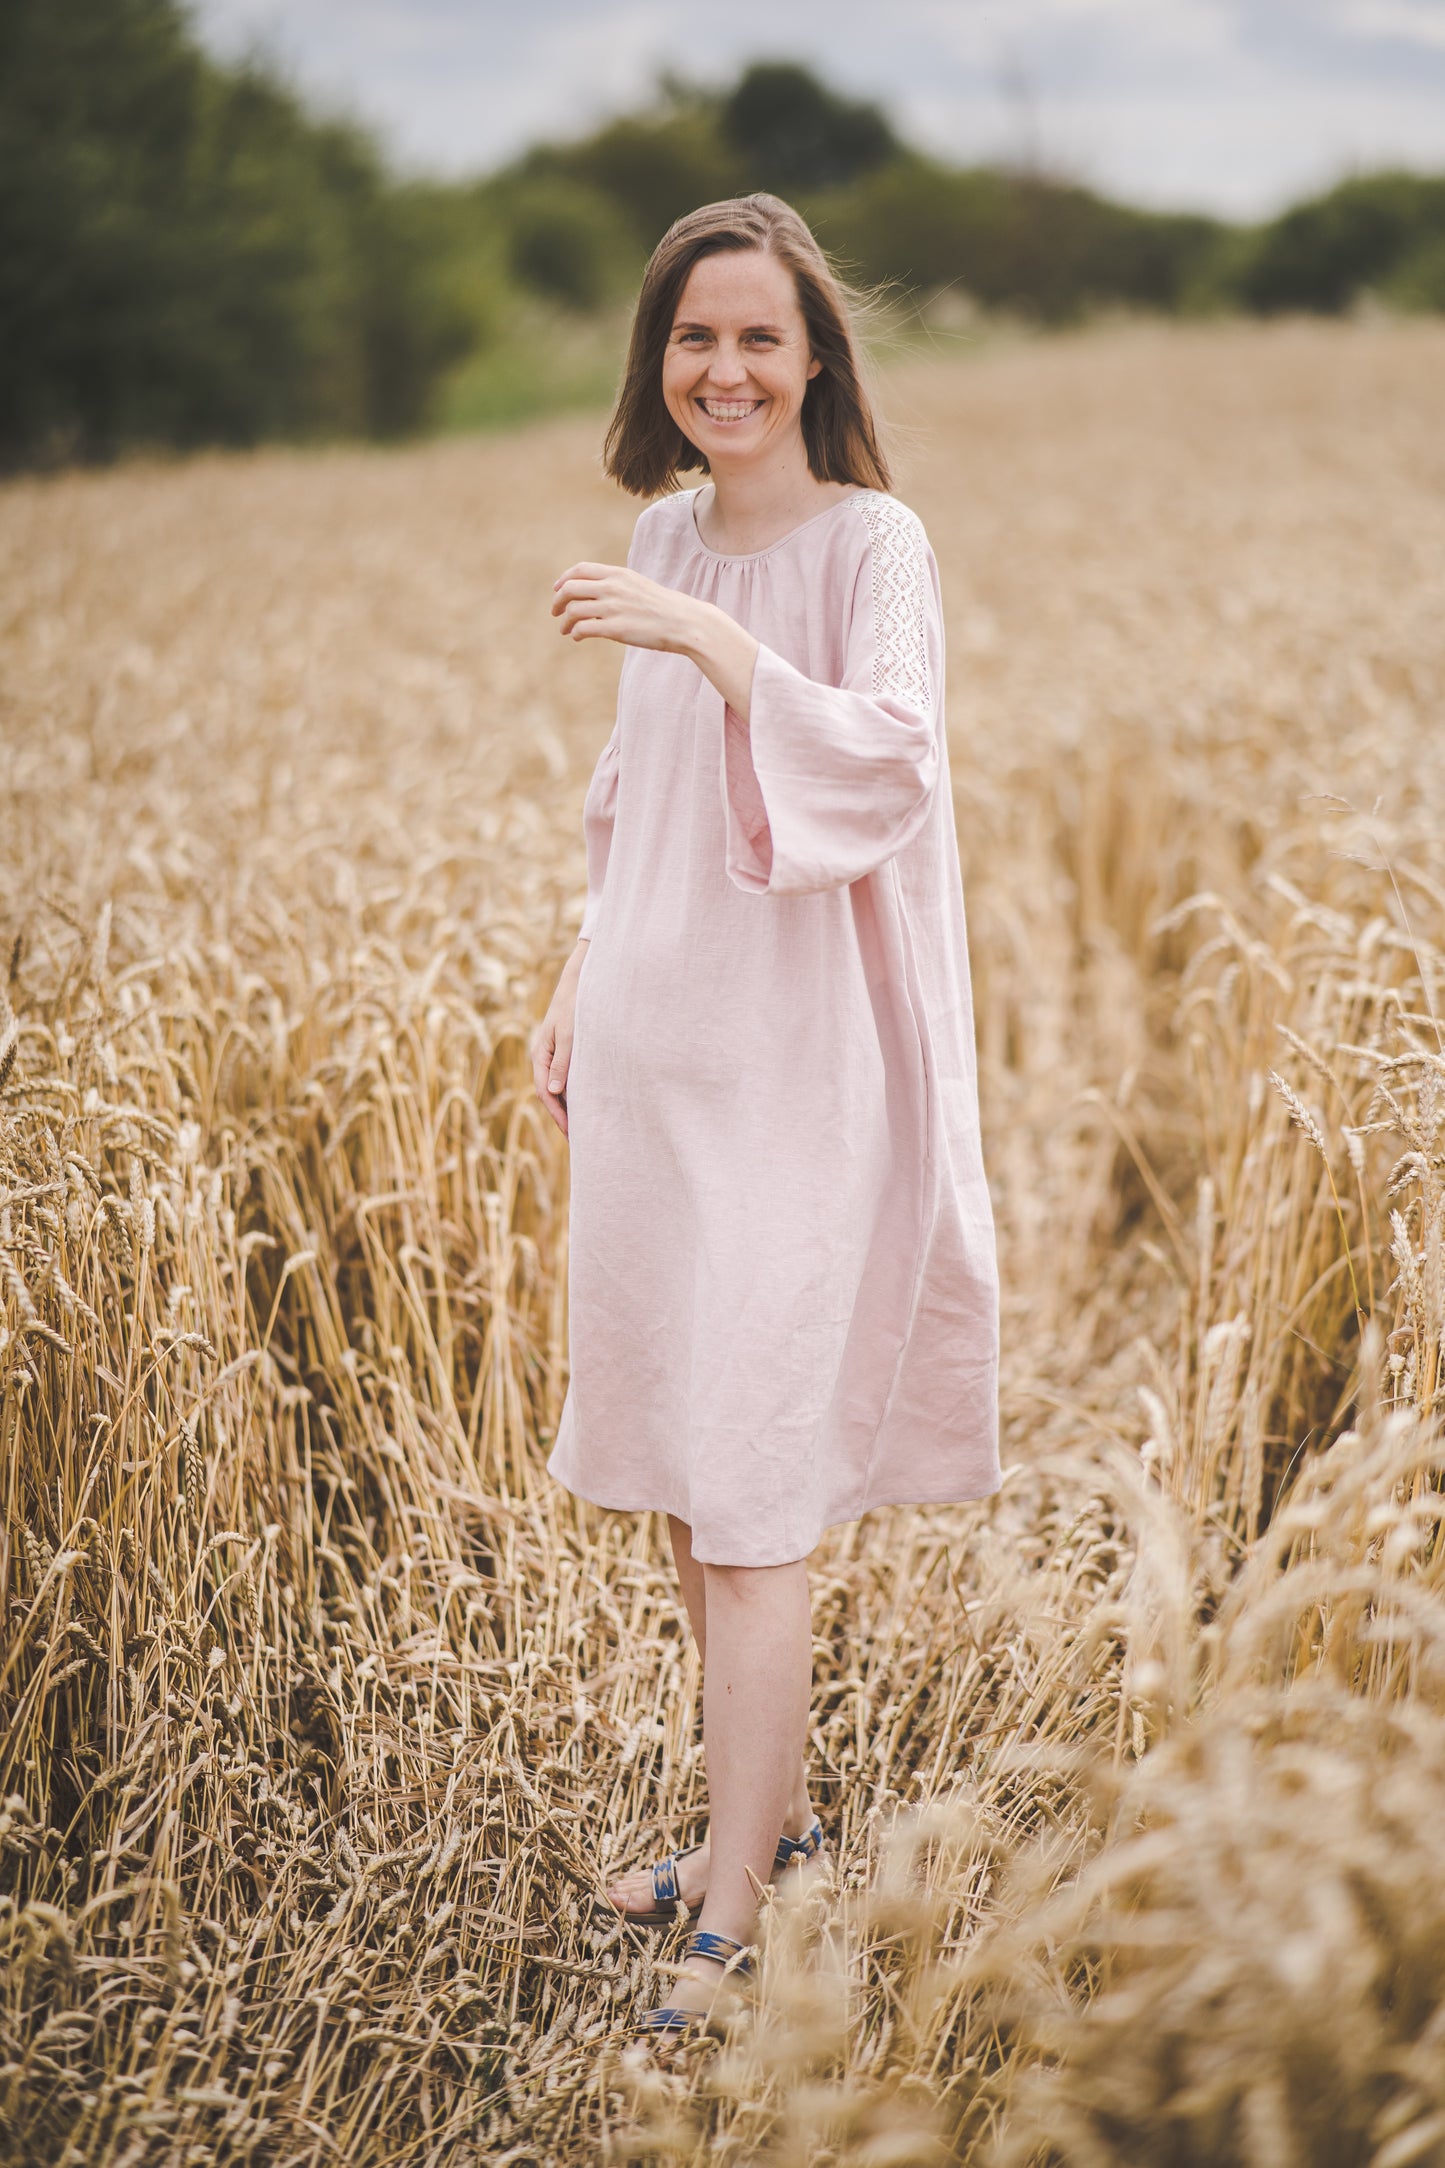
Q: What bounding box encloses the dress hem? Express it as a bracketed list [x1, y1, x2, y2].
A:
[545, 1457, 1002, 1568]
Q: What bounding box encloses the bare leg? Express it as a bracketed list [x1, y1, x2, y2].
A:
[666, 1557, 814, 2014]
[668, 1512, 709, 1661]
[667, 1517, 814, 1824]
[606, 1521, 815, 1920]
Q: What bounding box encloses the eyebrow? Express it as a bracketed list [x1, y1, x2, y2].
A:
[670, 319, 786, 335]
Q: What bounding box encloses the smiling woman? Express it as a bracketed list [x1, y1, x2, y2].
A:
[600, 197, 891, 507]
[528, 193, 1000, 2044]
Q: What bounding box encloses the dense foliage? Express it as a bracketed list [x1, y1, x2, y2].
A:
[0, 0, 489, 461]
[2, 1, 1443, 463]
[1229, 170, 1445, 314]
[491, 75, 1225, 318]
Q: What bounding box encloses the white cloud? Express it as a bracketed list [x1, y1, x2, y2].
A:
[187, 0, 1445, 212]
[934, 0, 1231, 41]
[1332, 0, 1445, 50]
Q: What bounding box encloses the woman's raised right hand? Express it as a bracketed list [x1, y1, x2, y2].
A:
[531, 941, 587, 1138]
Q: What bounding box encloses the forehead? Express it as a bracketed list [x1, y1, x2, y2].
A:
[672, 249, 803, 325]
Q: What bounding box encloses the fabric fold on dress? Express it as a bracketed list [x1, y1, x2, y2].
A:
[578, 720, 620, 941]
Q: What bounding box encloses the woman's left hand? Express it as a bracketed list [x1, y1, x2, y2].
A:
[552, 563, 708, 654]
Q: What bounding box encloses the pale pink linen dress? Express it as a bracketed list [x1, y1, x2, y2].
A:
[546, 484, 1000, 1566]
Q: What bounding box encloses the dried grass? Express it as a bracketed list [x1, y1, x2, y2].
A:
[2, 317, 1445, 2166]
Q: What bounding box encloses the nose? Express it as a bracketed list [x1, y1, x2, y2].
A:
[706, 341, 749, 388]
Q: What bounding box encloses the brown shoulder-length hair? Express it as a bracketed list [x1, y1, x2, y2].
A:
[603, 193, 890, 499]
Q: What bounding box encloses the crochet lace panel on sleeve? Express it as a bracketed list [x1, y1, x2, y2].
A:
[851, 494, 931, 709]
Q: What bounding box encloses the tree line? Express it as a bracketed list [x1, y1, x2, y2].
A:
[3, 0, 1444, 466]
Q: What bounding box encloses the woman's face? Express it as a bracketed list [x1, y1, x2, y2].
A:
[661, 248, 821, 471]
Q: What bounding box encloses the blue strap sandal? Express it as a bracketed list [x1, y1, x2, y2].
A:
[608, 1817, 825, 1926]
[608, 1841, 707, 1927]
[772, 1817, 825, 1877]
[635, 1930, 755, 2037]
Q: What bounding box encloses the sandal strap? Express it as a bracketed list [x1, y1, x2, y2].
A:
[637, 2003, 700, 2034]
[773, 1818, 824, 1868]
[625, 1831, 819, 1923]
[684, 1929, 754, 1976]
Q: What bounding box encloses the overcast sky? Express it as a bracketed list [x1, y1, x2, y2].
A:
[189, 0, 1445, 218]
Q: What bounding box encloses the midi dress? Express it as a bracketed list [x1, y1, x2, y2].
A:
[546, 484, 1000, 1567]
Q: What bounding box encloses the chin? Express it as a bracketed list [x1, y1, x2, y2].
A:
[697, 421, 778, 457]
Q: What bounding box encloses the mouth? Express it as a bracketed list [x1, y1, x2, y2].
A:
[696, 398, 763, 424]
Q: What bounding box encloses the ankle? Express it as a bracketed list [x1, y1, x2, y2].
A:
[692, 1908, 759, 1958]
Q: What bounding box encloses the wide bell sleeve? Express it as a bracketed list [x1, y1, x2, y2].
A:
[578, 719, 620, 939]
[720, 497, 942, 897]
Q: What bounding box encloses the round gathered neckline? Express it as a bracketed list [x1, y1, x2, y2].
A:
[686, 486, 871, 562]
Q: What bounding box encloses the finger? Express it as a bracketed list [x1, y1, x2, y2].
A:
[559, 604, 610, 637]
[532, 1024, 555, 1094]
[549, 1033, 571, 1093]
[551, 579, 604, 616]
[555, 599, 608, 633]
[553, 561, 623, 589]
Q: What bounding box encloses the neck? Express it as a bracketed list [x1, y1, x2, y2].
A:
[700, 438, 855, 554]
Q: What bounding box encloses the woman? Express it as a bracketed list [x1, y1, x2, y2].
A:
[531, 194, 999, 2034]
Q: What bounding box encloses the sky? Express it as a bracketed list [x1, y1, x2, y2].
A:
[188, 0, 1445, 219]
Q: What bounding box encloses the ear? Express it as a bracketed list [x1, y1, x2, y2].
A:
[806, 356, 823, 382]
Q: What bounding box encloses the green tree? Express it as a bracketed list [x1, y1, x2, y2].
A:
[4, 16, 1442, 469]
[493, 176, 639, 309]
[1231, 172, 1445, 313]
[721, 61, 900, 196]
[812, 156, 1223, 321]
[514, 103, 742, 251]
[0, 0, 494, 461]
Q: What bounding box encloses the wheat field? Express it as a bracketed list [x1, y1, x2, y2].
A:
[3, 317, 1445, 2167]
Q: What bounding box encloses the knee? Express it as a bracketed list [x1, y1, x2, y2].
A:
[703, 1562, 755, 1606]
[702, 1559, 806, 1608]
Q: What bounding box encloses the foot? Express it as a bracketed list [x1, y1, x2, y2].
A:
[607, 1837, 710, 1919]
[655, 1934, 752, 2022]
[661, 1958, 727, 2020]
[607, 1806, 819, 1921]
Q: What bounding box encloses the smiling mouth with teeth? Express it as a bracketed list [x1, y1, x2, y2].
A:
[698, 399, 763, 421]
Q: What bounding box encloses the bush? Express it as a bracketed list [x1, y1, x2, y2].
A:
[1230, 171, 1445, 314]
[811, 156, 1226, 321]
[436, 299, 631, 431]
[520, 107, 742, 251]
[496, 177, 640, 310]
[352, 184, 501, 437]
[1385, 232, 1445, 312]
